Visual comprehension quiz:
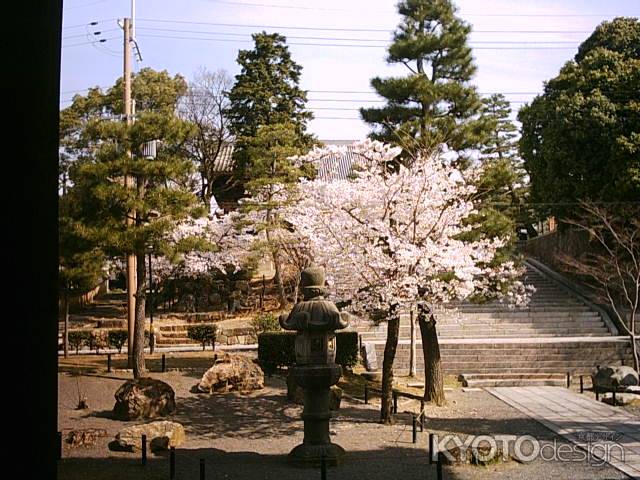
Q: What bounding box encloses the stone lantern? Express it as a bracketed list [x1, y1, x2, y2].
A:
[279, 265, 349, 466]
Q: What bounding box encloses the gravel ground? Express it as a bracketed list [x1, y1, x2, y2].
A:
[58, 365, 635, 480]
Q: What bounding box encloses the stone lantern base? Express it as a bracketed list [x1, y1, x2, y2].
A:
[288, 442, 346, 467]
[288, 364, 345, 467]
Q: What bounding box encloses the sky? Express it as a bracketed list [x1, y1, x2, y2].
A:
[60, 0, 639, 140]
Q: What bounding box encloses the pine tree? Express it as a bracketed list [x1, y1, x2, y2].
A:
[480, 94, 519, 161]
[226, 32, 315, 184]
[360, 0, 488, 157]
[61, 68, 208, 377]
[225, 32, 316, 307]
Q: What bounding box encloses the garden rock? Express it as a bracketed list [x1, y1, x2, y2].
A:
[116, 421, 185, 452]
[197, 353, 264, 393]
[113, 378, 177, 420]
[286, 371, 343, 410]
[602, 392, 638, 406]
[592, 366, 639, 391]
[66, 428, 108, 448]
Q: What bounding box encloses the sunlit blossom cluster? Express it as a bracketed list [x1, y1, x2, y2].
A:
[285, 140, 527, 316]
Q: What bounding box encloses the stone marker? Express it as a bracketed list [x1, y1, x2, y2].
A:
[361, 342, 378, 371]
[66, 428, 108, 448]
[197, 353, 264, 393]
[116, 421, 185, 452]
[113, 378, 177, 420]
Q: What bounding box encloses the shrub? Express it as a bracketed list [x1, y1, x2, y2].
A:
[68, 330, 92, 354]
[257, 331, 296, 375]
[251, 312, 281, 335]
[257, 331, 359, 374]
[335, 331, 359, 369]
[88, 330, 108, 354]
[187, 324, 217, 350]
[108, 329, 128, 353]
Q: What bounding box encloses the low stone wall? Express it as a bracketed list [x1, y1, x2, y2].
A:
[218, 327, 257, 346]
[155, 311, 227, 323]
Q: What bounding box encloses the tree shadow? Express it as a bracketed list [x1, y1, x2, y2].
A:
[58, 445, 465, 480]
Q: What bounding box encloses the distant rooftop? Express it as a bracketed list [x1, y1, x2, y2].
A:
[210, 140, 362, 181]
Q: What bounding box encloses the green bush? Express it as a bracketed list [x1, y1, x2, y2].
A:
[187, 324, 217, 351]
[257, 331, 296, 375]
[68, 330, 92, 354]
[251, 312, 281, 335]
[257, 331, 359, 374]
[335, 331, 359, 369]
[89, 331, 108, 353]
[108, 329, 128, 353]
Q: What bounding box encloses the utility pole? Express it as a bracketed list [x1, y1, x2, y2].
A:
[123, 17, 137, 368]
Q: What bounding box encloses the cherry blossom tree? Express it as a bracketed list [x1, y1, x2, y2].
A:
[286, 140, 526, 423]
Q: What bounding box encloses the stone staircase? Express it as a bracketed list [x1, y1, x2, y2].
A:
[356, 261, 633, 387]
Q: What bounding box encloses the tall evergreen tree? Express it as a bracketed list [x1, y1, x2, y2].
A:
[226, 32, 315, 185]
[480, 94, 519, 161]
[225, 32, 316, 307]
[360, 0, 488, 157]
[60, 68, 208, 377]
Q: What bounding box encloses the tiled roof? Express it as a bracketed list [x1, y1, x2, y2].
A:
[211, 143, 235, 173]
[315, 145, 362, 181]
[210, 140, 360, 180]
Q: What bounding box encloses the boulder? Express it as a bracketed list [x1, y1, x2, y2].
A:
[113, 378, 177, 420]
[286, 371, 342, 410]
[592, 366, 639, 391]
[602, 392, 638, 406]
[66, 428, 108, 448]
[116, 421, 185, 452]
[197, 353, 264, 393]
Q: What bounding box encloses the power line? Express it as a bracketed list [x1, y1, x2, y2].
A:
[135, 26, 584, 44]
[137, 33, 579, 49]
[137, 18, 596, 34]
[198, 1, 626, 17]
[62, 37, 118, 48]
[63, 19, 115, 30]
[63, 28, 120, 40]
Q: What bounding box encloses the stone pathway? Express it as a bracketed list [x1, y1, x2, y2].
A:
[488, 386, 640, 479]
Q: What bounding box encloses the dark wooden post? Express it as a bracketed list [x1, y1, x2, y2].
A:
[579, 375, 584, 393]
[320, 453, 327, 480]
[429, 433, 436, 464]
[169, 446, 175, 479]
[199, 458, 205, 480]
[566, 372, 571, 388]
[141, 434, 147, 465]
[162, 353, 166, 372]
[107, 353, 112, 372]
[364, 383, 368, 404]
[412, 415, 417, 443]
[436, 452, 443, 480]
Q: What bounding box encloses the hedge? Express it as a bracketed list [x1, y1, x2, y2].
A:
[258, 331, 359, 374]
[187, 324, 218, 351]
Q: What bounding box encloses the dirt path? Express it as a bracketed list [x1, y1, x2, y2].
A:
[58, 365, 633, 480]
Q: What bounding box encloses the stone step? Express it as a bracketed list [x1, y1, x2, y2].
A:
[462, 378, 566, 387]
[155, 338, 199, 345]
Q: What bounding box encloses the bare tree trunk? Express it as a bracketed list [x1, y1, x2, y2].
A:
[630, 333, 639, 373]
[272, 249, 287, 309]
[64, 291, 69, 359]
[133, 252, 147, 378]
[380, 312, 400, 424]
[418, 303, 445, 406]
